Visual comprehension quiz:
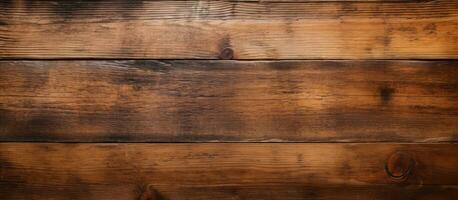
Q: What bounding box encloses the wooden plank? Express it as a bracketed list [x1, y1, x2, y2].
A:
[220, 0, 429, 2]
[0, 0, 457, 59]
[240, 0, 418, 1]
[0, 60, 457, 142]
[1, 143, 457, 200]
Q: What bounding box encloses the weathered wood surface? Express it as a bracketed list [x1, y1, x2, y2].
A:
[1, 0, 457, 59]
[0, 60, 457, 142]
[0, 143, 457, 199]
[1, 143, 457, 200]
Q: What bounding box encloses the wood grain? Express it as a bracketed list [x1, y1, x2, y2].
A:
[0, 60, 457, 142]
[1, 143, 457, 200]
[1, 0, 457, 59]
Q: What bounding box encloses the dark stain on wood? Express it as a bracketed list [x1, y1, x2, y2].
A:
[424, 23, 437, 35]
[379, 86, 395, 104]
[1, 60, 457, 142]
[267, 61, 302, 71]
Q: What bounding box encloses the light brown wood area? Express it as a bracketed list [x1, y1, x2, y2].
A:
[1, 60, 457, 142]
[1, 0, 457, 59]
[1, 143, 457, 200]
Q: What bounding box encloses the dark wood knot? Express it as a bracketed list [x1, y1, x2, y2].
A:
[219, 47, 234, 60]
[139, 184, 158, 200]
[385, 151, 415, 182]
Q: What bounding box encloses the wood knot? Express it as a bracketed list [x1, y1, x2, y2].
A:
[219, 47, 234, 60]
[138, 184, 158, 200]
[385, 151, 415, 182]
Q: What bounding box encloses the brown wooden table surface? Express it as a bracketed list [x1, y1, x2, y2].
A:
[1, 0, 457, 199]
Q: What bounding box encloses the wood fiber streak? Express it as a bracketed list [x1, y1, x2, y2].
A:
[1, 143, 457, 200]
[0, 0, 457, 59]
[0, 60, 457, 142]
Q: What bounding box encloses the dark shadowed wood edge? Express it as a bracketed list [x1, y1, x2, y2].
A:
[0, 60, 457, 142]
[1, 143, 457, 200]
[0, 0, 457, 59]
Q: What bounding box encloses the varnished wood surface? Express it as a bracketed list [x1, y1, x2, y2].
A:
[1, 143, 457, 200]
[1, 0, 457, 59]
[0, 60, 457, 142]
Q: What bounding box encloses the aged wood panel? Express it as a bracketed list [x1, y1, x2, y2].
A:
[0, 0, 457, 59]
[1, 143, 457, 200]
[240, 0, 420, 1]
[0, 60, 457, 142]
[234, 0, 424, 2]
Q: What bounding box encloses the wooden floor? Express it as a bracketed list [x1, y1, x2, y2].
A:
[1, 0, 457, 199]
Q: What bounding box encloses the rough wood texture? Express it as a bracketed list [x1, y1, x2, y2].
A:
[0, 60, 457, 142]
[1, 0, 457, 59]
[1, 143, 457, 200]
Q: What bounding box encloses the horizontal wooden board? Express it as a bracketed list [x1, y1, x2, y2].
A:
[0, 0, 457, 59]
[0, 60, 457, 142]
[1, 143, 457, 200]
[239, 0, 419, 1]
